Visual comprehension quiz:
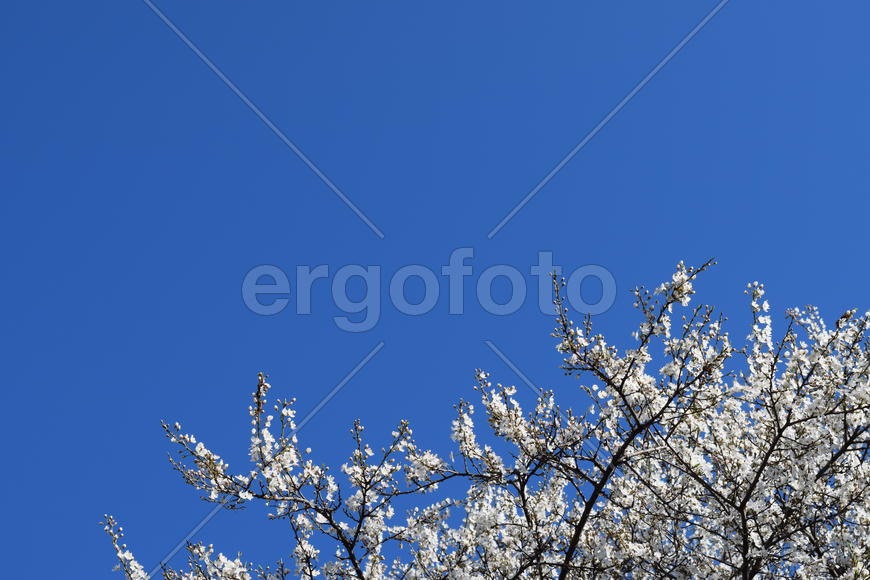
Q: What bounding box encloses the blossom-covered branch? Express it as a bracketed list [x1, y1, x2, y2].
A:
[106, 262, 870, 579]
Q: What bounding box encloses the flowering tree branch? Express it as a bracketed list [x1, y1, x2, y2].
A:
[105, 261, 870, 579]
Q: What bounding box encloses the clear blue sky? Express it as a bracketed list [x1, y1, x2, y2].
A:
[2, 1, 868, 576]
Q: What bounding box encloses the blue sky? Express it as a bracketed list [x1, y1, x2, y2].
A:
[2, 1, 869, 576]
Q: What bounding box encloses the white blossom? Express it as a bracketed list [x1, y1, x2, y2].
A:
[106, 262, 870, 579]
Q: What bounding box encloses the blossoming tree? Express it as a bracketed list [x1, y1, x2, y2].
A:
[105, 261, 870, 579]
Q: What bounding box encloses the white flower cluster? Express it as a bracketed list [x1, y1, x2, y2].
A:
[106, 261, 870, 579]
